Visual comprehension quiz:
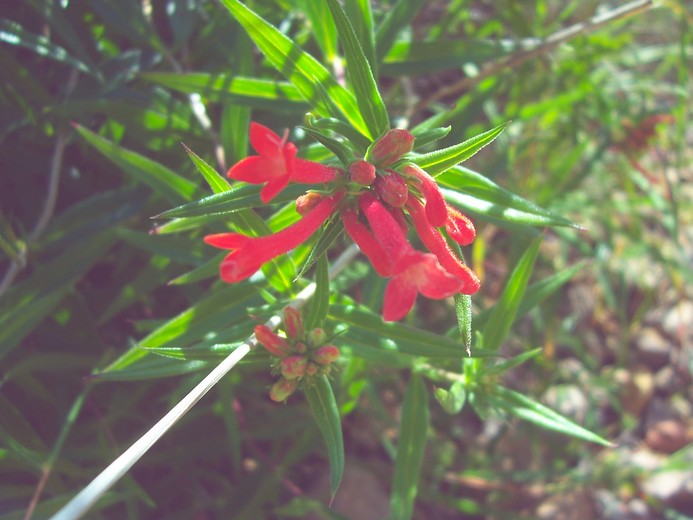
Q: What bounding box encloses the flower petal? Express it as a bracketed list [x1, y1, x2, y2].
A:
[259, 175, 290, 203]
[250, 122, 283, 156]
[383, 272, 418, 322]
[204, 233, 250, 250]
[220, 249, 265, 283]
[227, 156, 282, 183]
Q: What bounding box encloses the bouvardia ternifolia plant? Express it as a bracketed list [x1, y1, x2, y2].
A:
[79, 0, 612, 514]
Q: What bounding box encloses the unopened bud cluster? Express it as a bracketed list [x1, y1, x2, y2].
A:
[254, 307, 340, 402]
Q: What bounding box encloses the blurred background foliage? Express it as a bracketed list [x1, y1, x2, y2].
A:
[1, 0, 692, 518]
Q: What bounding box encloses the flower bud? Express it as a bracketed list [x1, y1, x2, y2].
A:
[348, 160, 376, 186]
[280, 355, 308, 379]
[312, 345, 340, 365]
[375, 172, 409, 208]
[283, 307, 304, 340]
[305, 362, 319, 376]
[269, 377, 298, 402]
[445, 206, 476, 246]
[295, 341, 308, 354]
[255, 325, 291, 357]
[369, 129, 415, 168]
[307, 328, 327, 347]
[295, 192, 323, 216]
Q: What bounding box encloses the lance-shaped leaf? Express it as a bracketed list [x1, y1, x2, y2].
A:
[482, 237, 542, 352]
[0, 18, 92, 74]
[220, 0, 369, 138]
[391, 374, 429, 520]
[326, 0, 389, 139]
[304, 253, 330, 331]
[375, 0, 427, 63]
[75, 125, 198, 204]
[182, 144, 231, 193]
[410, 122, 509, 176]
[141, 73, 307, 111]
[490, 386, 613, 446]
[439, 166, 579, 228]
[304, 376, 344, 498]
[155, 184, 307, 219]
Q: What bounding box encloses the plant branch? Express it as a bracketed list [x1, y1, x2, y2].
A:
[49, 244, 360, 520]
[414, 0, 656, 115]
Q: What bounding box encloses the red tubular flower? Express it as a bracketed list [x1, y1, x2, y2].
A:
[205, 192, 345, 283]
[358, 192, 410, 258]
[228, 122, 338, 203]
[342, 207, 394, 277]
[407, 198, 480, 294]
[401, 163, 448, 227]
[383, 251, 466, 321]
[355, 192, 467, 320]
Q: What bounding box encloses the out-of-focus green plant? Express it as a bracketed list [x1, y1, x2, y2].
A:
[1, 0, 688, 519]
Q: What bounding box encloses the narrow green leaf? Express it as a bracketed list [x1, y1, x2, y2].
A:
[381, 39, 508, 76]
[90, 356, 211, 382]
[0, 232, 115, 360]
[27, 0, 95, 70]
[305, 115, 371, 153]
[326, 0, 390, 139]
[391, 374, 429, 520]
[439, 166, 579, 228]
[411, 122, 509, 176]
[99, 283, 260, 374]
[182, 144, 231, 193]
[115, 228, 205, 265]
[153, 214, 231, 235]
[295, 216, 344, 279]
[492, 386, 613, 446]
[329, 304, 494, 359]
[434, 381, 466, 415]
[482, 237, 542, 352]
[75, 125, 198, 204]
[304, 253, 330, 331]
[0, 18, 91, 74]
[296, 0, 338, 61]
[141, 72, 307, 111]
[168, 253, 225, 285]
[222, 33, 253, 166]
[411, 126, 451, 150]
[483, 348, 543, 377]
[454, 294, 473, 356]
[220, 0, 369, 137]
[345, 0, 377, 79]
[375, 0, 426, 63]
[300, 126, 356, 166]
[156, 183, 306, 219]
[304, 376, 344, 498]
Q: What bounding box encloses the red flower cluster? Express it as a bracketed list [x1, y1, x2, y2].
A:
[205, 123, 480, 321]
[255, 307, 340, 401]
